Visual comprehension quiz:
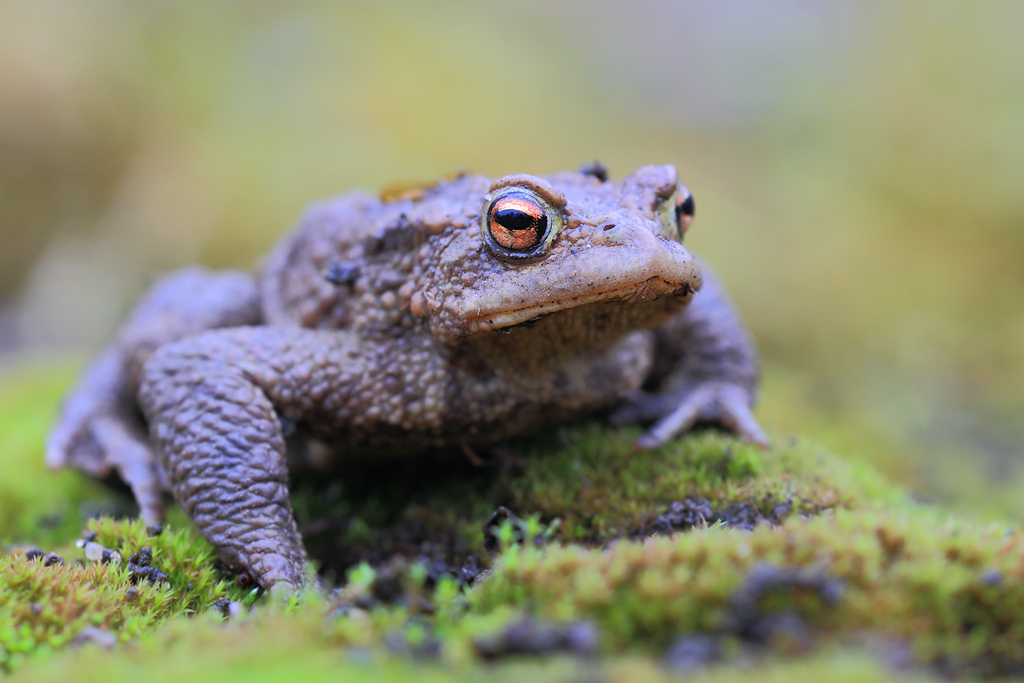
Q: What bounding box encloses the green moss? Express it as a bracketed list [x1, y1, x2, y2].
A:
[0, 517, 245, 672]
[471, 507, 1024, 674]
[9, 609, 934, 683]
[291, 424, 902, 575]
[496, 426, 901, 542]
[0, 363, 119, 549]
[0, 364, 1016, 680]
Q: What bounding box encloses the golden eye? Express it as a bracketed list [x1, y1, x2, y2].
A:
[657, 183, 695, 242]
[675, 184, 694, 235]
[487, 193, 549, 252]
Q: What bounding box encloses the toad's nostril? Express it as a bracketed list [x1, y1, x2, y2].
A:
[602, 223, 617, 232]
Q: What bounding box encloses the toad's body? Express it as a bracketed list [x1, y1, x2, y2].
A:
[48, 165, 764, 590]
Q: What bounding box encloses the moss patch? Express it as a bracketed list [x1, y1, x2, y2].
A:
[292, 425, 900, 579]
[0, 517, 246, 672]
[0, 363, 1018, 681]
[0, 364, 119, 550]
[473, 508, 1024, 676]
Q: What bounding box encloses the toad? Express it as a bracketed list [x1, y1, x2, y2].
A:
[48, 164, 765, 590]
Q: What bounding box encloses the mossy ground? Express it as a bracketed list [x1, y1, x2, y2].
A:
[1, 363, 1020, 682]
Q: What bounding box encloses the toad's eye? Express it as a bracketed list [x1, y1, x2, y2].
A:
[657, 183, 695, 242]
[487, 193, 549, 252]
[676, 185, 695, 235]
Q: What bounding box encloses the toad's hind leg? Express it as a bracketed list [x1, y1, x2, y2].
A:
[47, 267, 261, 525]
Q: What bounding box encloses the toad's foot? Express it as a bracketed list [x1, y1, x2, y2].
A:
[614, 381, 767, 450]
[47, 348, 166, 526]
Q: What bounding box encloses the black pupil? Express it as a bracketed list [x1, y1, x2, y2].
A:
[494, 208, 545, 233]
[676, 193, 695, 219]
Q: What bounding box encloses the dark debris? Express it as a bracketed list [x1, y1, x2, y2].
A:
[483, 506, 524, 554]
[663, 634, 722, 672]
[474, 617, 599, 660]
[384, 623, 442, 660]
[71, 627, 117, 650]
[323, 260, 362, 286]
[724, 563, 844, 646]
[127, 547, 170, 586]
[664, 563, 844, 668]
[371, 563, 406, 605]
[639, 497, 795, 538]
[212, 597, 242, 619]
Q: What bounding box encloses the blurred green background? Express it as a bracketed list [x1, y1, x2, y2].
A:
[0, 1, 1021, 519]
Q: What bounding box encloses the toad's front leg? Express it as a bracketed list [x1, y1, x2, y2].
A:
[138, 327, 371, 591]
[614, 264, 767, 449]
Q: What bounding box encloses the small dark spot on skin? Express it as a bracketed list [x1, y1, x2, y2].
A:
[323, 260, 362, 286]
[578, 161, 609, 182]
[366, 217, 417, 255]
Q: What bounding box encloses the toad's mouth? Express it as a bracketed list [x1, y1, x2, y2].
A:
[457, 236, 701, 335]
[481, 276, 695, 332]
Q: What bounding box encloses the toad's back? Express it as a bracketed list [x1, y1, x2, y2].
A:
[259, 174, 492, 335]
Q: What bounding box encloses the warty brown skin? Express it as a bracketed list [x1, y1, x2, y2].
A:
[48, 164, 765, 590]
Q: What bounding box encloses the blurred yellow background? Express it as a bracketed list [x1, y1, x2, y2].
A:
[1, 1, 1022, 518]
